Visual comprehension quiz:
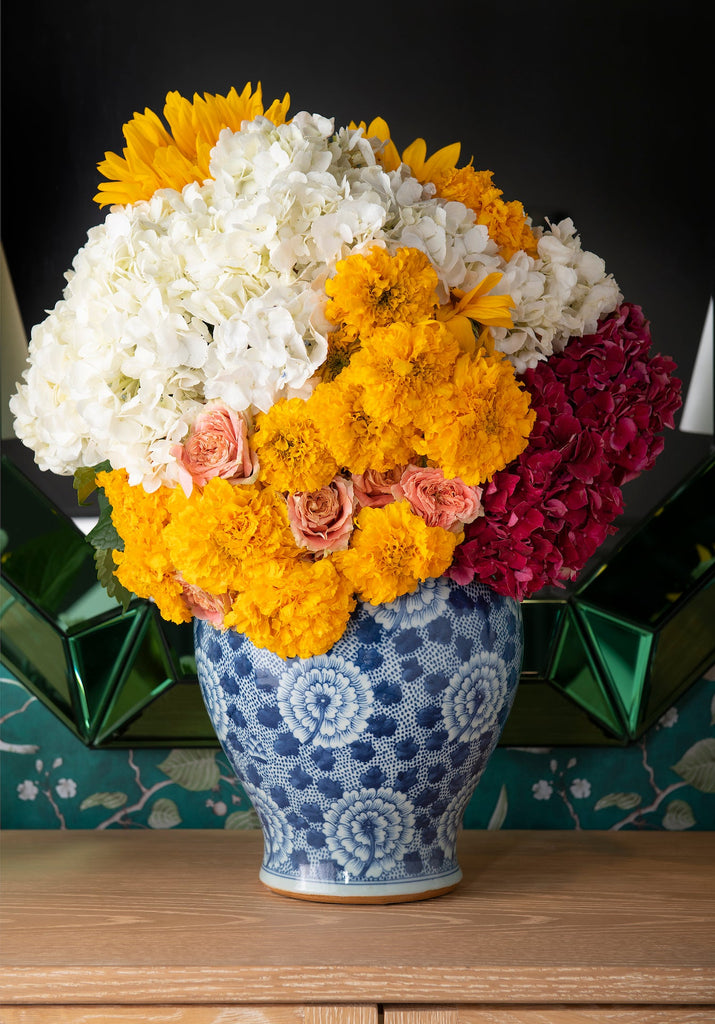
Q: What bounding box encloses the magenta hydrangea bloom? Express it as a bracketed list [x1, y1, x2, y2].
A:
[448, 304, 682, 599]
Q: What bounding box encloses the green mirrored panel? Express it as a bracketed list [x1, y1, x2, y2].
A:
[2, 450, 714, 748]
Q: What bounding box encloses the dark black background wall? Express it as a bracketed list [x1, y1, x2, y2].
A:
[2, 0, 713, 521]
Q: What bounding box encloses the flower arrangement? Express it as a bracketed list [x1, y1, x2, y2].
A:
[10, 83, 682, 659]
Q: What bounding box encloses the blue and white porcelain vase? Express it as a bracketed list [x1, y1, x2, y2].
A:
[195, 576, 522, 903]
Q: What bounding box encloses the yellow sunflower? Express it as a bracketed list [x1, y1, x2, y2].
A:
[353, 122, 538, 260]
[95, 83, 291, 207]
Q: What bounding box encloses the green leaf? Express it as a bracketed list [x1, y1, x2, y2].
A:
[80, 791, 128, 811]
[487, 784, 508, 830]
[225, 809, 261, 830]
[672, 738, 715, 792]
[157, 749, 220, 791]
[94, 547, 133, 612]
[148, 797, 182, 829]
[594, 792, 642, 811]
[85, 499, 123, 552]
[73, 461, 110, 506]
[662, 799, 696, 831]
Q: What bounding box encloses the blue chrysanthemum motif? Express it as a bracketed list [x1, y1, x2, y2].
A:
[277, 655, 373, 748]
[324, 787, 415, 878]
[442, 650, 509, 743]
[436, 792, 468, 858]
[367, 577, 451, 630]
[195, 652, 232, 744]
[243, 781, 294, 865]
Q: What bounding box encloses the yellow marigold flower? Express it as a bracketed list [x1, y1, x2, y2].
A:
[252, 397, 338, 493]
[113, 543, 191, 625]
[346, 320, 460, 434]
[318, 325, 362, 382]
[226, 557, 356, 659]
[96, 469, 190, 622]
[306, 379, 415, 474]
[416, 350, 535, 486]
[164, 477, 295, 593]
[335, 501, 458, 606]
[432, 166, 539, 261]
[325, 246, 438, 334]
[96, 468, 175, 538]
[95, 83, 291, 207]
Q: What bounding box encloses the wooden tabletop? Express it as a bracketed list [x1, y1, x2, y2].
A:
[1, 829, 714, 1006]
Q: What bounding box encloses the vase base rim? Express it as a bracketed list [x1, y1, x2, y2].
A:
[259, 866, 463, 904]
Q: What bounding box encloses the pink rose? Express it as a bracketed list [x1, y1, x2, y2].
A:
[172, 404, 258, 494]
[393, 465, 483, 532]
[352, 467, 404, 508]
[177, 577, 231, 628]
[287, 476, 355, 553]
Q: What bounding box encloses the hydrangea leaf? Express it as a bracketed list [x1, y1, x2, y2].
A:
[157, 749, 220, 791]
[225, 809, 261, 830]
[148, 797, 182, 829]
[672, 738, 715, 792]
[73, 461, 111, 506]
[94, 547, 133, 613]
[662, 799, 696, 831]
[594, 792, 642, 811]
[80, 791, 128, 811]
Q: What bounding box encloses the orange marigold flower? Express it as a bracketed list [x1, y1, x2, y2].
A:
[95, 83, 291, 207]
[325, 246, 438, 334]
[226, 556, 356, 659]
[432, 166, 539, 261]
[345, 320, 460, 434]
[252, 397, 338, 493]
[416, 350, 536, 486]
[306, 379, 416, 474]
[334, 501, 458, 606]
[95, 469, 190, 621]
[317, 325, 362, 382]
[164, 477, 296, 594]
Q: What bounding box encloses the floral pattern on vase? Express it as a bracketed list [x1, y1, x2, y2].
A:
[194, 577, 523, 902]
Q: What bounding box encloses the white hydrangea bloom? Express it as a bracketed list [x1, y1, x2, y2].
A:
[490, 219, 622, 372]
[11, 110, 623, 487]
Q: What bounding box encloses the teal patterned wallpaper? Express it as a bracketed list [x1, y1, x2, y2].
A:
[2, 666, 714, 831]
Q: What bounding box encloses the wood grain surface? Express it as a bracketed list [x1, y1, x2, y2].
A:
[0, 1008, 377, 1024]
[1, 830, 714, 1006]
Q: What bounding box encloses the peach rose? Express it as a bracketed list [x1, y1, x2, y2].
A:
[351, 467, 404, 508]
[286, 476, 355, 553]
[172, 404, 258, 495]
[177, 577, 231, 628]
[393, 465, 484, 532]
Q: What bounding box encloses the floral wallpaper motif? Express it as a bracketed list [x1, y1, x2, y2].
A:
[2, 667, 714, 831]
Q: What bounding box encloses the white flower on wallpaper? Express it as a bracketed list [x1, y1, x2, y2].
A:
[2, 673, 715, 833]
[532, 779, 553, 801]
[55, 778, 78, 799]
[569, 778, 592, 800]
[17, 780, 38, 801]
